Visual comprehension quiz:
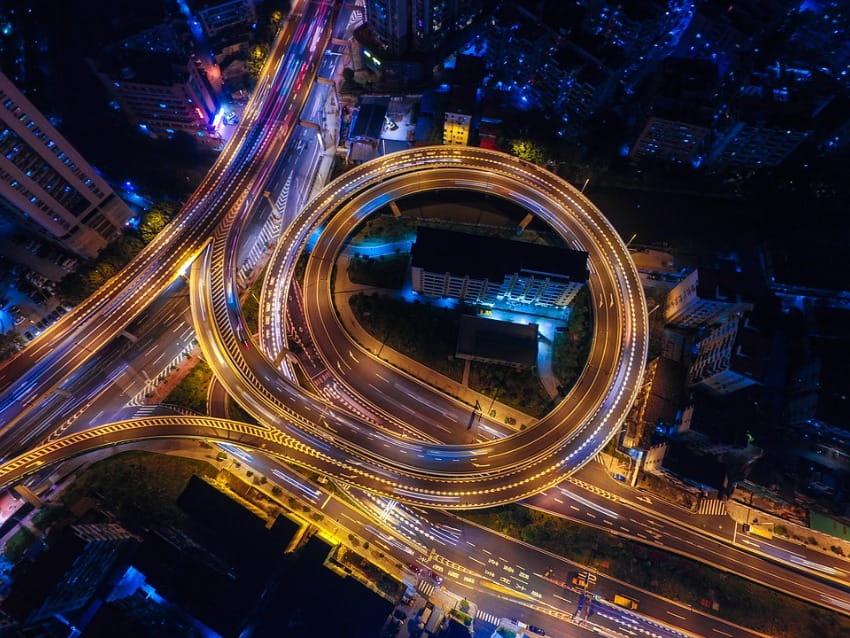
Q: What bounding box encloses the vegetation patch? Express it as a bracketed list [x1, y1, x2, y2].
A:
[58, 201, 178, 306]
[2, 528, 37, 564]
[551, 286, 593, 393]
[468, 362, 552, 419]
[349, 293, 466, 381]
[347, 253, 409, 289]
[228, 397, 259, 425]
[460, 504, 850, 638]
[59, 450, 217, 529]
[164, 359, 212, 414]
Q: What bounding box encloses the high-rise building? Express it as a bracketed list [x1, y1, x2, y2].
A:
[189, 0, 257, 40]
[630, 57, 719, 164]
[706, 62, 826, 171]
[0, 71, 134, 259]
[663, 269, 772, 395]
[443, 85, 476, 145]
[359, 0, 485, 82]
[3, 523, 139, 631]
[92, 48, 220, 144]
[365, 0, 483, 56]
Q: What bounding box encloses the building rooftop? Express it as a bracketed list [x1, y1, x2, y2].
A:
[411, 227, 589, 283]
[456, 315, 539, 369]
[694, 268, 770, 304]
[447, 85, 477, 115]
[97, 48, 192, 86]
[643, 357, 687, 428]
[350, 101, 389, 140]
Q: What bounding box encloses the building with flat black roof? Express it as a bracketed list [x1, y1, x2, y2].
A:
[456, 315, 538, 369]
[92, 47, 219, 143]
[410, 227, 588, 309]
[3, 523, 140, 632]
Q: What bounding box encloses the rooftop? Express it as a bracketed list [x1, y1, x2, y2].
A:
[411, 227, 589, 283]
[456, 315, 539, 369]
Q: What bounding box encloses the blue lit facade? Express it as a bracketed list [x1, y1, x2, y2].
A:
[630, 57, 719, 164]
[93, 49, 220, 144]
[361, 0, 483, 73]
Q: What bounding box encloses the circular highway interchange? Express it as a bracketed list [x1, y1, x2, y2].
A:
[189, 145, 648, 508]
[0, 146, 646, 508]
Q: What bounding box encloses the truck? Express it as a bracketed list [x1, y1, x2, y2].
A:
[747, 524, 773, 540]
[613, 594, 639, 610]
[571, 571, 596, 588]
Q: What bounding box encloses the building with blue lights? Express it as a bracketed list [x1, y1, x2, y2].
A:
[410, 227, 588, 310]
[0, 71, 134, 259]
[705, 61, 828, 170]
[189, 0, 257, 40]
[358, 0, 486, 82]
[92, 48, 220, 143]
[630, 57, 719, 164]
[2, 523, 140, 634]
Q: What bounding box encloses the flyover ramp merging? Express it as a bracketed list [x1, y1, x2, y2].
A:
[191, 146, 647, 507]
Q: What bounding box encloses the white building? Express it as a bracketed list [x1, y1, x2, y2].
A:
[0, 72, 133, 259]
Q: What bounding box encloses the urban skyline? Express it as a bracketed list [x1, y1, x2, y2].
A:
[0, 1, 848, 637]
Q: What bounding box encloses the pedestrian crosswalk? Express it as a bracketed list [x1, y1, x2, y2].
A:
[698, 498, 727, 516]
[275, 172, 293, 212]
[416, 579, 435, 597]
[475, 609, 500, 626]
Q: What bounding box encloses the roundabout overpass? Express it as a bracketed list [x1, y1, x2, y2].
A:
[185, 146, 648, 507]
[0, 148, 647, 507]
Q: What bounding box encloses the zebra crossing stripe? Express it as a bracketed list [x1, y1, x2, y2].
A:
[698, 499, 727, 516]
[475, 610, 499, 625]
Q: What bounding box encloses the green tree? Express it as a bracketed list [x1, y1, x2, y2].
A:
[0, 332, 24, 362]
[139, 207, 172, 243]
[248, 44, 270, 78]
[508, 139, 547, 164]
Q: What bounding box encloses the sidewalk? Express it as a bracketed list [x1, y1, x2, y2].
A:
[332, 251, 536, 431]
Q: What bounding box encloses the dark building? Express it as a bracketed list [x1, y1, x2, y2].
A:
[707, 62, 831, 171]
[92, 47, 220, 144]
[456, 315, 538, 369]
[358, 0, 487, 83]
[3, 523, 140, 632]
[410, 227, 588, 309]
[630, 57, 720, 165]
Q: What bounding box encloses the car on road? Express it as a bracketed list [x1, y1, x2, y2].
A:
[406, 562, 422, 575]
[428, 570, 443, 584]
[527, 626, 546, 635]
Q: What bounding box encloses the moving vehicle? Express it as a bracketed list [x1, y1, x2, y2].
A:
[613, 594, 638, 610]
[571, 571, 596, 588]
[747, 524, 773, 540]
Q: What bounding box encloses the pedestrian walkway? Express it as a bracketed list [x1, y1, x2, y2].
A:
[698, 498, 728, 516]
[416, 578, 436, 597]
[475, 609, 500, 626]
